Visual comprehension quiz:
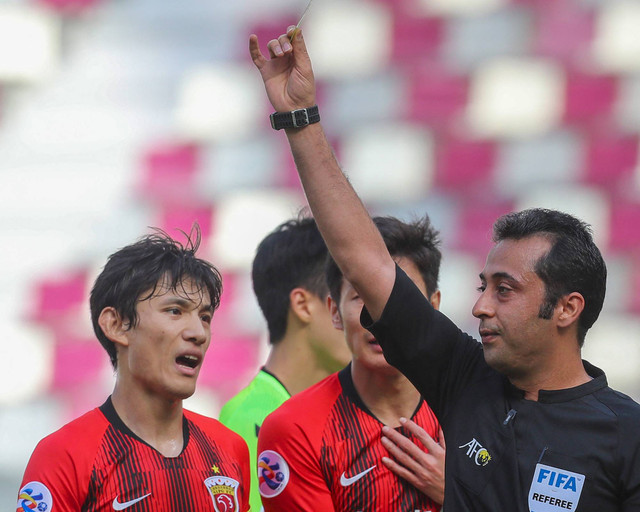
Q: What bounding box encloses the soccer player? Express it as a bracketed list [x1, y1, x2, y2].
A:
[249, 26, 640, 511]
[257, 216, 444, 512]
[219, 215, 351, 512]
[17, 228, 250, 512]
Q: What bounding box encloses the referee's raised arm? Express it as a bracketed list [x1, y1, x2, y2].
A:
[250, 26, 395, 321]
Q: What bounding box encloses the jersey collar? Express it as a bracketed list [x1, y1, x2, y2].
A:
[503, 360, 608, 403]
[99, 396, 190, 455]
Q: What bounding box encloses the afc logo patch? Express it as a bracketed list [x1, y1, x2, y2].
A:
[458, 437, 492, 466]
[17, 481, 53, 512]
[257, 450, 290, 498]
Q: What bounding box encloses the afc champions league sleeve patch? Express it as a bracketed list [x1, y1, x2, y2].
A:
[528, 463, 585, 512]
[257, 450, 290, 499]
[17, 481, 53, 512]
[204, 475, 240, 512]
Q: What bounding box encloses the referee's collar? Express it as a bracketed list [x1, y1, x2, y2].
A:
[504, 360, 608, 403]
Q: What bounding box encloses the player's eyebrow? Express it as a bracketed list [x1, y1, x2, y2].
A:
[159, 296, 213, 312]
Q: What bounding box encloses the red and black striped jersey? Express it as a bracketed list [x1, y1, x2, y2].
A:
[257, 366, 441, 512]
[17, 397, 250, 512]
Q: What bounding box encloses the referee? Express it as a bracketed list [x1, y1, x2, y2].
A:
[248, 25, 640, 511]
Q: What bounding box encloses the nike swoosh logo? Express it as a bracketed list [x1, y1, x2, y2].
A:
[113, 493, 151, 510]
[340, 465, 377, 486]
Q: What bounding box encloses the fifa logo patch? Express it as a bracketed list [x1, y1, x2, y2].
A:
[204, 475, 240, 512]
[528, 463, 585, 511]
[458, 438, 492, 466]
[17, 481, 53, 512]
[257, 449, 290, 498]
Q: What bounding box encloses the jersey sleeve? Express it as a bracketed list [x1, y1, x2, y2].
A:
[17, 432, 91, 511]
[17, 408, 109, 512]
[256, 409, 335, 512]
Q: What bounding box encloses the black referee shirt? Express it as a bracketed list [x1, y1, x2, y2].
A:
[364, 266, 640, 512]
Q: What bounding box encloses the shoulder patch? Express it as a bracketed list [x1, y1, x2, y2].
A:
[257, 450, 290, 498]
[17, 481, 53, 512]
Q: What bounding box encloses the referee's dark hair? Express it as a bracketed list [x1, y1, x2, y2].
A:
[326, 215, 443, 307]
[252, 213, 330, 345]
[492, 208, 606, 347]
[90, 224, 222, 369]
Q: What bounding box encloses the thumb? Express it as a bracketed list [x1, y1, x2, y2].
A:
[287, 26, 313, 72]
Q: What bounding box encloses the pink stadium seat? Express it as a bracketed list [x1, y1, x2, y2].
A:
[563, 73, 618, 127]
[51, 336, 106, 391]
[137, 142, 201, 204]
[583, 134, 639, 188]
[434, 137, 497, 190]
[37, 0, 101, 12]
[32, 271, 88, 325]
[391, 13, 443, 64]
[454, 201, 515, 256]
[156, 204, 214, 241]
[609, 200, 640, 253]
[533, 2, 595, 64]
[405, 64, 469, 129]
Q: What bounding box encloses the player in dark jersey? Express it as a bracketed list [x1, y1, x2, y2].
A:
[17, 226, 250, 512]
[248, 25, 640, 511]
[257, 216, 444, 512]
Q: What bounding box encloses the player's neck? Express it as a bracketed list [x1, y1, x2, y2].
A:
[264, 337, 334, 396]
[351, 363, 421, 428]
[111, 382, 185, 457]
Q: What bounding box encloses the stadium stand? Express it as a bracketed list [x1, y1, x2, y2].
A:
[1, 0, 640, 507]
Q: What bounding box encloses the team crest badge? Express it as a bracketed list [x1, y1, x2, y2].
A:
[17, 481, 53, 512]
[204, 475, 240, 512]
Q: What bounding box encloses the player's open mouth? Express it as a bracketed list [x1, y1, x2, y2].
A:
[176, 354, 200, 369]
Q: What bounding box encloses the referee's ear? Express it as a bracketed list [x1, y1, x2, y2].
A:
[98, 307, 130, 347]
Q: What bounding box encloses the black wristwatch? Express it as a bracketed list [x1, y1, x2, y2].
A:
[270, 106, 320, 130]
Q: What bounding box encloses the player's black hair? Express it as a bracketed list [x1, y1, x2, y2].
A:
[90, 224, 222, 369]
[492, 208, 606, 346]
[252, 213, 329, 344]
[326, 215, 442, 306]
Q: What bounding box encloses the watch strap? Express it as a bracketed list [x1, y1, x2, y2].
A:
[270, 106, 320, 130]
